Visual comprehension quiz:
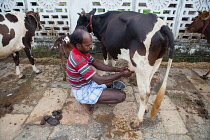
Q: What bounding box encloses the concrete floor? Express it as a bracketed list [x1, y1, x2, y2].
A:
[0, 61, 209, 140]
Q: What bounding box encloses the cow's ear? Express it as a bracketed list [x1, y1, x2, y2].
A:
[89, 8, 96, 15]
[37, 8, 40, 13]
[197, 11, 202, 15]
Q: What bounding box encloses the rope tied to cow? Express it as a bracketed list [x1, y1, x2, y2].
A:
[201, 16, 210, 35]
[28, 14, 43, 31]
[188, 34, 204, 47]
[49, 24, 57, 40]
[86, 14, 94, 33]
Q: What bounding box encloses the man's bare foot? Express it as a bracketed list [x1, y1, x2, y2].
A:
[80, 103, 94, 114]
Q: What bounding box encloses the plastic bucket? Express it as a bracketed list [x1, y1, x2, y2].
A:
[112, 81, 126, 90]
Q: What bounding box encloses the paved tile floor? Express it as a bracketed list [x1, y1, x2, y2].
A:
[0, 61, 209, 140]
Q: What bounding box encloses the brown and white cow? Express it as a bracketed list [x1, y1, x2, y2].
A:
[187, 11, 210, 79]
[0, 10, 42, 78]
[51, 26, 87, 81]
[76, 9, 174, 128]
[51, 35, 73, 81]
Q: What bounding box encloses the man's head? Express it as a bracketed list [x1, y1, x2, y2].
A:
[71, 28, 93, 53]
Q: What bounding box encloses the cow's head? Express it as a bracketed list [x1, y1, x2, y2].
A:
[186, 11, 210, 33]
[26, 10, 42, 31]
[76, 8, 96, 33]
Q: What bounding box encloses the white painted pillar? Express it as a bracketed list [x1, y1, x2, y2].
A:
[68, 0, 91, 33]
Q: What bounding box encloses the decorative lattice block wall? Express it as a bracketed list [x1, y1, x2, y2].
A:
[26, 0, 71, 40]
[0, 0, 210, 43]
[91, 0, 210, 42]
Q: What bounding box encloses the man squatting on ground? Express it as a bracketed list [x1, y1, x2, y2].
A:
[66, 29, 133, 114]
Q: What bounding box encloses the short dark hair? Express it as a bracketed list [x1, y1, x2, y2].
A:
[70, 28, 87, 46]
[71, 29, 83, 46]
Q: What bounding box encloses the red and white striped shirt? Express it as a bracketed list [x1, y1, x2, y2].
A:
[66, 47, 96, 88]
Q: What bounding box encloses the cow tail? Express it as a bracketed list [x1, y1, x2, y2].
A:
[150, 25, 175, 120]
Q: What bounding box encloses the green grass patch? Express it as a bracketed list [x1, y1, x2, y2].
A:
[98, 9, 105, 12]
[143, 10, 150, 13]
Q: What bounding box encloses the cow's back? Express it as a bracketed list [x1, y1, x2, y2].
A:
[103, 12, 137, 45]
[104, 12, 166, 60]
[0, 12, 27, 58]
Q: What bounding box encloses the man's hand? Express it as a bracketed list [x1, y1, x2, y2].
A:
[122, 69, 133, 77]
[118, 67, 129, 72]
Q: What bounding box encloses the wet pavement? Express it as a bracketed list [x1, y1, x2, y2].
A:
[0, 60, 209, 140]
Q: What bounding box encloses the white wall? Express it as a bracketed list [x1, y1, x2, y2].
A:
[0, 0, 210, 43]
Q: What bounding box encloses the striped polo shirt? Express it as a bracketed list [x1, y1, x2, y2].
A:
[66, 47, 96, 88]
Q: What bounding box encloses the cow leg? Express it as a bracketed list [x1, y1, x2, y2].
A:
[130, 66, 153, 129]
[61, 57, 67, 81]
[137, 76, 150, 120]
[134, 59, 162, 122]
[12, 52, 24, 79]
[24, 47, 42, 74]
[58, 44, 67, 81]
[145, 58, 163, 112]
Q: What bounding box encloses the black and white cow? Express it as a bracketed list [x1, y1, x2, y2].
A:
[76, 9, 174, 128]
[0, 11, 42, 78]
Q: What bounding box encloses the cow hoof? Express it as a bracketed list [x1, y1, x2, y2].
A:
[19, 75, 26, 79]
[130, 122, 141, 129]
[145, 109, 149, 113]
[200, 75, 208, 80]
[36, 70, 42, 74]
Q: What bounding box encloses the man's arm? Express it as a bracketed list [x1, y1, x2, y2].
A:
[90, 70, 133, 85]
[91, 59, 127, 72]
